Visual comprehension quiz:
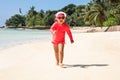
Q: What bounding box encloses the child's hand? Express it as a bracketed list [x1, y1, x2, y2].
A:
[53, 30, 57, 35]
[71, 40, 74, 44]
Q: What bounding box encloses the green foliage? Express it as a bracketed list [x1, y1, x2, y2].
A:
[83, 3, 106, 27]
[5, 14, 26, 27]
[109, 4, 120, 24]
[43, 10, 56, 26]
[103, 17, 118, 27]
[25, 6, 37, 27]
[61, 4, 76, 16]
[5, 1, 120, 28]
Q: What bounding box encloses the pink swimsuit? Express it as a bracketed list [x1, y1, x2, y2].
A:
[50, 22, 73, 45]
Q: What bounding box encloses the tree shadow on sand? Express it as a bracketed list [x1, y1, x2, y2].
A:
[63, 64, 109, 68]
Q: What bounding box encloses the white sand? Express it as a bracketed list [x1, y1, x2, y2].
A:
[0, 31, 120, 80]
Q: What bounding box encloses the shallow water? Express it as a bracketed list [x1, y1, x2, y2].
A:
[0, 29, 51, 49]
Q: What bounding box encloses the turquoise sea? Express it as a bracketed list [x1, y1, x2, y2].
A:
[0, 29, 51, 49]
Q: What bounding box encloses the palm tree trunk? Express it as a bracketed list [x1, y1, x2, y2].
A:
[105, 26, 110, 32]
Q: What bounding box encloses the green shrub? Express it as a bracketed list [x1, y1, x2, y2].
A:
[103, 17, 118, 27]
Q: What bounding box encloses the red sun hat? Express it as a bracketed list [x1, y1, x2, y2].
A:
[55, 11, 67, 18]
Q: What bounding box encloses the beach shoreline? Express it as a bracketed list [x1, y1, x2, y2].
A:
[0, 31, 120, 80]
[0, 29, 51, 50]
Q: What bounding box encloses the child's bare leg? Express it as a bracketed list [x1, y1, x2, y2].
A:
[58, 43, 64, 67]
[53, 44, 59, 65]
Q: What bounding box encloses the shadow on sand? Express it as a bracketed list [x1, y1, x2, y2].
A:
[63, 64, 109, 68]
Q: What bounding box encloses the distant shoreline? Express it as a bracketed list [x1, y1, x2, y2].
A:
[1, 26, 120, 32]
[4, 26, 50, 30]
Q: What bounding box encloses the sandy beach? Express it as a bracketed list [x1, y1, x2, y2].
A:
[0, 31, 120, 80]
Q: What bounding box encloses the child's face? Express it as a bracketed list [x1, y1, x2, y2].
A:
[56, 17, 66, 24]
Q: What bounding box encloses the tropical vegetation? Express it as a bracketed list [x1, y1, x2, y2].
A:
[5, 0, 120, 29]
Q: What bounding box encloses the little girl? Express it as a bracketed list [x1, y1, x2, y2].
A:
[50, 11, 74, 67]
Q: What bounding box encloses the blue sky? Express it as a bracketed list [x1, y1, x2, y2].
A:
[0, 0, 91, 26]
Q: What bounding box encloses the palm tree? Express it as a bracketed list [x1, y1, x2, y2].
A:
[28, 6, 37, 17]
[93, 0, 120, 4]
[83, 4, 105, 27]
[107, 0, 120, 4]
[80, 5, 91, 25]
[43, 10, 56, 26]
[109, 4, 120, 24]
[35, 10, 45, 26]
[26, 6, 37, 27]
[81, 0, 120, 27]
